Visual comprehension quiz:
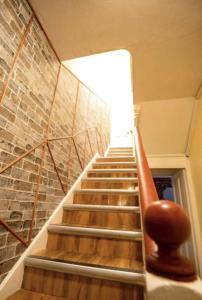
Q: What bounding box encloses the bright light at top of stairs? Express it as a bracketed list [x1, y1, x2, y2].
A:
[63, 49, 134, 147]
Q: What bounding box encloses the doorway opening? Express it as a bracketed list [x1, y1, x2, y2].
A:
[153, 176, 174, 200]
[152, 168, 200, 276]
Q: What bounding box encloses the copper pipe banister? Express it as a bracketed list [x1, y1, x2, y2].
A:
[0, 140, 47, 175]
[0, 126, 106, 246]
[0, 219, 28, 247]
[95, 130, 100, 154]
[28, 142, 47, 243]
[86, 130, 94, 157]
[47, 127, 98, 142]
[82, 131, 87, 168]
[47, 142, 67, 194]
[71, 137, 84, 171]
[47, 135, 72, 142]
[133, 126, 196, 282]
[96, 128, 104, 155]
[0, 14, 34, 104]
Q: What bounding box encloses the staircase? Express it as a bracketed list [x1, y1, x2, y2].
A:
[7, 147, 145, 300]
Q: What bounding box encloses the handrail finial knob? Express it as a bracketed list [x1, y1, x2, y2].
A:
[144, 200, 197, 282]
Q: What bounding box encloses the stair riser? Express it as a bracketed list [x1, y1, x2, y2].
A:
[81, 181, 137, 189]
[93, 164, 136, 169]
[23, 267, 144, 300]
[74, 193, 139, 206]
[97, 157, 135, 162]
[47, 232, 143, 261]
[62, 210, 141, 230]
[88, 171, 136, 178]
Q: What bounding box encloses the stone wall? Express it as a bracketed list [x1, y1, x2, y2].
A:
[0, 0, 110, 283]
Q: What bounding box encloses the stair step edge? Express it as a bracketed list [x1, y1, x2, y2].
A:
[97, 155, 135, 160]
[47, 225, 142, 240]
[63, 204, 140, 212]
[107, 151, 133, 153]
[107, 154, 133, 156]
[102, 155, 135, 158]
[88, 169, 137, 173]
[93, 162, 136, 165]
[25, 257, 145, 285]
[108, 147, 133, 149]
[82, 177, 138, 181]
[74, 188, 139, 194]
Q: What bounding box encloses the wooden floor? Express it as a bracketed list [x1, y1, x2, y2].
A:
[6, 148, 145, 300]
[22, 268, 144, 300]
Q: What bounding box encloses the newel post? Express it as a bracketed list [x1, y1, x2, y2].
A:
[144, 200, 197, 281]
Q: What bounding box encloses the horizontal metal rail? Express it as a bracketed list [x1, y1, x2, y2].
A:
[0, 219, 28, 247]
[0, 126, 104, 246]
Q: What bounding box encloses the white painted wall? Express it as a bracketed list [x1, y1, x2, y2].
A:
[146, 272, 202, 300]
[139, 97, 195, 155]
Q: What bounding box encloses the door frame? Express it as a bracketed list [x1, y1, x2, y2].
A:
[148, 154, 202, 277]
[172, 169, 199, 274]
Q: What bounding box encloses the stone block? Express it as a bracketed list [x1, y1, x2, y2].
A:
[13, 180, 32, 191]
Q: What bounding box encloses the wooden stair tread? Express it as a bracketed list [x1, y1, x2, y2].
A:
[7, 289, 67, 300]
[25, 257, 145, 286]
[31, 250, 144, 273]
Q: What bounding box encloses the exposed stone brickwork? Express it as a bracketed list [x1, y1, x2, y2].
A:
[0, 0, 110, 283]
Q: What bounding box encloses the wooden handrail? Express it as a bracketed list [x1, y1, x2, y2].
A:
[133, 126, 196, 281]
[133, 126, 157, 255]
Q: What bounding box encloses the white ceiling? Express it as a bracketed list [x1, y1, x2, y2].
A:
[30, 0, 202, 102]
